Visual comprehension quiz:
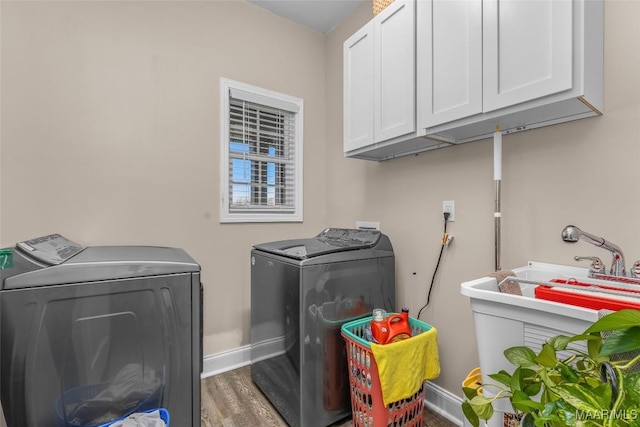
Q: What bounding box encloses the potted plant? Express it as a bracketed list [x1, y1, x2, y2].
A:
[462, 309, 640, 427]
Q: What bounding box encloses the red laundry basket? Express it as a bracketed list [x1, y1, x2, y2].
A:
[341, 316, 433, 427]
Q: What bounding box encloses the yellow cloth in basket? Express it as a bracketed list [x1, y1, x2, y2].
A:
[370, 326, 440, 406]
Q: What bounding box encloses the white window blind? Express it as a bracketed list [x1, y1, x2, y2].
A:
[220, 79, 303, 222]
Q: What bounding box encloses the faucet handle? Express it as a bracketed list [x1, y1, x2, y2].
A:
[574, 256, 606, 275]
[631, 260, 640, 278]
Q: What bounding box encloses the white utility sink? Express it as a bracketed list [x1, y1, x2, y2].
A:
[460, 261, 602, 427]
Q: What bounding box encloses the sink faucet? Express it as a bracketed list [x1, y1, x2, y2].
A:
[561, 225, 626, 277]
[574, 256, 606, 276]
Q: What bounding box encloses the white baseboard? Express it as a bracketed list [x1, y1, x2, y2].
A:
[425, 381, 466, 426]
[201, 346, 466, 426]
[201, 345, 251, 379]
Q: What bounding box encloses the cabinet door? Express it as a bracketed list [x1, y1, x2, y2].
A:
[374, 0, 415, 142]
[483, 0, 573, 112]
[344, 22, 374, 152]
[417, 0, 482, 129]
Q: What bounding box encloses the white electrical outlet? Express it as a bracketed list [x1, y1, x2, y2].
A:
[442, 200, 455, 221]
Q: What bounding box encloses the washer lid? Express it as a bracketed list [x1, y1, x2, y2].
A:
[1, 234, 200, 290]
[253, 228, 382, 260]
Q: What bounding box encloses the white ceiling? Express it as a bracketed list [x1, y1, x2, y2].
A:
[248, 0, 367, 33]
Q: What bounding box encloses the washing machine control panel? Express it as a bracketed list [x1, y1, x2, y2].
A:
[316, 228, 380, 248]
[16, 233, 85, 265]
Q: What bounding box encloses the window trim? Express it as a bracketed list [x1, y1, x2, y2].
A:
[220, 78, 303, 223]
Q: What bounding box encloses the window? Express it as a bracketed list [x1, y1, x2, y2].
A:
[220, 78, 303, 223]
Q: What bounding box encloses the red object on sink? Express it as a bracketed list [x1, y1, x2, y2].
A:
[534, 278, 640, 311]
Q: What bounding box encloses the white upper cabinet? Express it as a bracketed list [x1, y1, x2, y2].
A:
[345, 1, 444, 159]
[345, 0, 602, 160]
[416, 0, 482, 128]
[417, 0, 602, 145]
[482, 0, 573, 112]
[343, 22, 375, 153]
[374, 1, 415, 142]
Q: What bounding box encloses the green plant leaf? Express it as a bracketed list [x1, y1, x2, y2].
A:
[557, 363, 580, 383]
[584, 376, 601, 389]
[523, 380, 542, 397]
[463, 386, 481, 400]
[585, 309, 640, 333]
[469, 395, 494, 420]
[506, 346, 538, 367]
[600, 327, 640, 356]
[554, 400, 577, 425]
[539, 369, 556, 389]
[593, 383, 612, 408]
[587, 332, 605, 361]
[577, 358, 598, 373]
[488, 371, 512, 387]
[533, 412, 563, 427]
[462, 401, 480, 427]
[511, 366, 523, 392]
[622, 371, 640, 406]
[552, 383, 602, 413]
[541, 401, 558, 417]
[569, 333, 600, 343]
[512, 400, 543, 413]
[469, 395, 493, 406]
[511, 389, 545, 412]
[550, 335, 572, 351]
[520, 413, 536, 427]
[536, 343, 559, 367]
[517, 367, 542, 396]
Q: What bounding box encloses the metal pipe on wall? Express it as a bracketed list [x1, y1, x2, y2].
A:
[494, 127, 502, 272]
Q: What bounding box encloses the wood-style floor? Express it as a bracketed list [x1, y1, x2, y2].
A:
[0, 366, 457, 427]
[201, 365, 458, 427]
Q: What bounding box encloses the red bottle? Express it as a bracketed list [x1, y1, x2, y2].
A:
[371, 308, 412, 344]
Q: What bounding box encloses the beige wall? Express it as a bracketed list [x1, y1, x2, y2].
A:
[327, 0, 640, 395]
[2, 0, 639, 405]
[0, 1, 328, 357]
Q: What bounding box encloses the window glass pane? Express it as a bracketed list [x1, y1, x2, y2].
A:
[228, 104, 293, 210]
[267, 146, 276, 186]
[232, 184, 251, 206]
[267, 186, 275, 206]
[231, 158, 250, 184]
[230, 141, 250, 154]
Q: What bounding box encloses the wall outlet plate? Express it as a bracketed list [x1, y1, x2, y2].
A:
[442, 200, 455, 221]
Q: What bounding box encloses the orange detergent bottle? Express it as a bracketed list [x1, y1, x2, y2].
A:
[370, 308, 412, 344]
